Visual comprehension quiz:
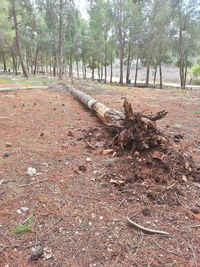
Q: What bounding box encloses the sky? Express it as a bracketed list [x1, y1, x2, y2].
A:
[74, 0, 88, 19]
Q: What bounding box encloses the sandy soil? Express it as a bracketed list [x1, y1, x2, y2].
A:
[0, 82, 200, 267]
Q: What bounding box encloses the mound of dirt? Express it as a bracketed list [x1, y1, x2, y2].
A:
[84, 126, 200, 186]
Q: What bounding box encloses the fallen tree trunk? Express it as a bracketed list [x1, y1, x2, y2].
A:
[66, 85, 168, 151]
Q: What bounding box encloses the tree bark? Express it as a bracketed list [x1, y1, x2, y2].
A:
[159, 60, 163, 89]
[2, 53, 7, 72]
[65, 86, 168, 151]
[179, 28, 185, 89]
[134, 57, 139, 86]
[11, 49, 17, 75]
[146, 57, 150, 87]
[110, 53, 113, 83]
[153, 62, 158, 84]
[33, 48, 39, 75]
[126, 45, 131, 84]
[11, 0, 29, 78]
[58, 0, 63, 80]
[76, 59, 79, 78]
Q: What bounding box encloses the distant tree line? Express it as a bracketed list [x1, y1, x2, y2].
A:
[0, 0, 200, 88]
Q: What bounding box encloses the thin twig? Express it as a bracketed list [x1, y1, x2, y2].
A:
[126, 216, 169, 235]
[85, 139, 95, 150]
[153, 239, 184, 258]
[0, 242, 40, 252]
[18, 178, 48, 188]
[132, 231, 144, 249]
[118, 198, 126, 207]
[188, 243, 198, 267]
[23, 214, 33, 224]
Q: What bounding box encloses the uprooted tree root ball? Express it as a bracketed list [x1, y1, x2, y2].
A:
[106, 98, 168, 151]
[65, 85, 199, 184]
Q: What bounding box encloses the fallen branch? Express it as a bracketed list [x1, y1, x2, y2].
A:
[132, 231, 144, 249]
[126, 216, 169, 235]
[64, 85, 168, 151]
[153, 239, 185, 258]
[0, 242, 40, 252]
[18, 178, 48, 188]
[0, 86, 48, 92]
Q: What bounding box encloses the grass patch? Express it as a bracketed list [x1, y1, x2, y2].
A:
[193, 110, 200, 114]
[191, 79, 200, 85]
[0, 77, 13, 83]
[12, 217, 34, 235]
[0, 75, 57, 86]
[65, 122, 72, 126]
[171, 124, 182, 129]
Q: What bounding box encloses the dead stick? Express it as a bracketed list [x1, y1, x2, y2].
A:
[153, 239, 185, 258]
[85, 139, 95, 150]
[126, 216, 169, 235]
[18, 178, 48, 188]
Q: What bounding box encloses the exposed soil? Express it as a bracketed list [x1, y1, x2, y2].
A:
[0, 80, 200, 267]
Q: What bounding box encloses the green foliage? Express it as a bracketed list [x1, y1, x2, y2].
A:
[12, 217, 34, 235]
[171, 124, 182, 129]
[191, 64, 200, 77]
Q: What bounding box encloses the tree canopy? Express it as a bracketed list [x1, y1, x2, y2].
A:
[0, 0, 199, 88]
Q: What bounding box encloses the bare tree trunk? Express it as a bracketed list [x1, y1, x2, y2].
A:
[184, 58, 188, 88]
[76, 59, 79, 78]
[11, 0, 29, 78]
[2, 53, 7, 72]
[126, 45, 131, 84]
[33, 48, 39, 75]
[101, 64, 103, 80]
[58, 0, 63, 80]
[53, 53, 57, 77]
[153, 62, 158, 84]
[159, 60, 163, 89]
[134, 57, 139, 86]
[11, 49, 17, 75]
[65, 86, 168, 151]
[119, 40, 124, 85]
[98, 63, 100, 80]
[69, 50, 73, 78]
[179, 28, 185, 89]
[146, 56, 150, 87]
[110, 53, 113, 83]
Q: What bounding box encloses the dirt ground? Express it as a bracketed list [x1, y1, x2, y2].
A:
[0, 80, 200, 267]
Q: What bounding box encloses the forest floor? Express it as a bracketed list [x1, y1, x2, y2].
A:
[0, 78, 200, 267]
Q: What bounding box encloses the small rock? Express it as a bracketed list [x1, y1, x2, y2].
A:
[99, 216, 104, 220]
[30, 246, 44, 261]
[16, 209, 22, 214]
[5, 143, 12, 147]
[27, 167, 37, 176]
[21, 207, 29, 212]
[102, 149, 113, 156]
[78, 165, 87, 172]
[185, 162, 189, 170]
[134, 151, 140, 157]
[191, 208, 200, 214]
[4, 152, 11, 157]
[112, 152, 117, 157]
[182, 175, 187, 182]
[142, 208, 151, 216]
[40, 133, 44, 137]
[109, 179, 125, 186]
[68, 131, 74, 137]
[86, 157, 91, 162]
[44, 247, 53, 260]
